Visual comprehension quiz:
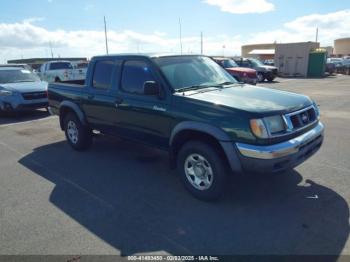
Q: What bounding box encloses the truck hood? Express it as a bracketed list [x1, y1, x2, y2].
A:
[0, 81, 48, 93]
[185, 84, 312, 114]
[257, 65, 278, 71]
[226, 67, 256, 74]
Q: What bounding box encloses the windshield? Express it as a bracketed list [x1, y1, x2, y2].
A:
[153, 56, 237, 90]
[0, 69, 40, 84]
[249, 58, 264, 67]
[221, 59, 238, 68]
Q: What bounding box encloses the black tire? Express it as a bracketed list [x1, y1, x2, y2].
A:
[64, 112, 92, 151]
[55, 77, 61, 83]
[257, 73, 265, 82]
[177, 141, 228, 201]
[266, 76, 275, 82]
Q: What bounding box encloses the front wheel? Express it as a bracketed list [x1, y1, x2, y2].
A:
[266, 76, 275, 82]
[64, 113, 92, 151]
[257, 73, 265, 82]
[177, 141, 228, 201]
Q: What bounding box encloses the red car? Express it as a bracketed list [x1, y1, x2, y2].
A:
[212, 57, 257, 85]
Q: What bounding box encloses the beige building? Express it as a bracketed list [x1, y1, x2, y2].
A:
[334, 37, 350, 56]
[241, 43, 276, 59]
[321, 46, 334, 56]
[275, 42, 320, 77]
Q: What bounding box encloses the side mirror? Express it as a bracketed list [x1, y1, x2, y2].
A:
[143, 81, 160, 96]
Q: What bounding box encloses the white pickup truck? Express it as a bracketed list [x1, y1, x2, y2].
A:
[39, 61, 88, 83]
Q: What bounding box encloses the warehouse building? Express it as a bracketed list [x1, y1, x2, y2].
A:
[274, 42, 321, 77]
[241, 43, 276, 60]
[334, 37, 350, 56]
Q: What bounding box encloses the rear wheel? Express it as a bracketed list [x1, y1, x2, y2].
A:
[177, 141, 228, 201]
[64, 112, 92, 151]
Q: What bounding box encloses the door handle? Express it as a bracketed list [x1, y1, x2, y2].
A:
[88, 94, 94, 100]
[114, 97, 123, 108]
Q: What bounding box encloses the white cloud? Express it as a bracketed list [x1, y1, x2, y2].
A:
[84, 4, 95, 11]
[245, 9, 350, 46]
[204, 0, 274, 14]
[0, 20, 242, 62]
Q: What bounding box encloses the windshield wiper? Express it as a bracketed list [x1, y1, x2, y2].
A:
[217, 81, 237, 86]
[13, 80, 36, 83]
[176, 84, 223, 93]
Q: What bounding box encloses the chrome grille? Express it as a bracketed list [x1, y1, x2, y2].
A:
[283, 106, 317, 132]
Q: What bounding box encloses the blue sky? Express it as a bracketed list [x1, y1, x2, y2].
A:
[0, 0, 349, 61]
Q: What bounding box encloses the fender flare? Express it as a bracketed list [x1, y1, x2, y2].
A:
[59, 101, 87, 128]
[169, 121, 231, 146]
[169, 121, 242, 174]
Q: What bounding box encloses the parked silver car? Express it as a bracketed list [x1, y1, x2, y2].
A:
[0, 67, 48, 112]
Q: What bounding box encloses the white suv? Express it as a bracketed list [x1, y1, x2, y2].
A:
[39, 61, 87, 83]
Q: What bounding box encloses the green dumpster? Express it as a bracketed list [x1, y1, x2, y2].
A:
[308, 50, 327, 77]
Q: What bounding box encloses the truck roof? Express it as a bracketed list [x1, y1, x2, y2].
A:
[92, 53, 203, 59]
[211, 57, 232, 61]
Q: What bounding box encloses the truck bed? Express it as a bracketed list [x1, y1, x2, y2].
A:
[48, 82, 87, 114]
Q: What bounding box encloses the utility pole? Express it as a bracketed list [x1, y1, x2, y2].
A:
[104, 16, 109, 55]
[179, 18, 183, 55]
[200, 31, 203, 55]
[49, 41, 54, 58]
[315, 27, 319, 43]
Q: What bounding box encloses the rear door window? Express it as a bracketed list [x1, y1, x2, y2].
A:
[92, 60, 115, 90]
[49, 62, 73, 70]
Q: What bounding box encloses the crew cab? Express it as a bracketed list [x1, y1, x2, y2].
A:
[39, 60, 87, 83]
[211, 57, 257, 85]
[48, 54, 324, 201]
[234, 57, 278, 82]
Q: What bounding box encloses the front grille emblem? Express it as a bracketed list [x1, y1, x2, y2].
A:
[301, 113, 309, 123]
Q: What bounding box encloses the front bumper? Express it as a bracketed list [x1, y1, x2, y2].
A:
[0, 98, 48, 112]
[235, 122, 324, 173]
[263, 70, 277, 80]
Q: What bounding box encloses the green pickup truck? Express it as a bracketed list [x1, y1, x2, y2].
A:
[48, 54, 324, 200]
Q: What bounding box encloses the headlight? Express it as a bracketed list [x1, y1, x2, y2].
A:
[250, 115, 285, 138]
[250, 119, 269, 138]
[313, 102, 320, 119]
[0, 90, 13, 96]
[264, 115, 285, 134]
